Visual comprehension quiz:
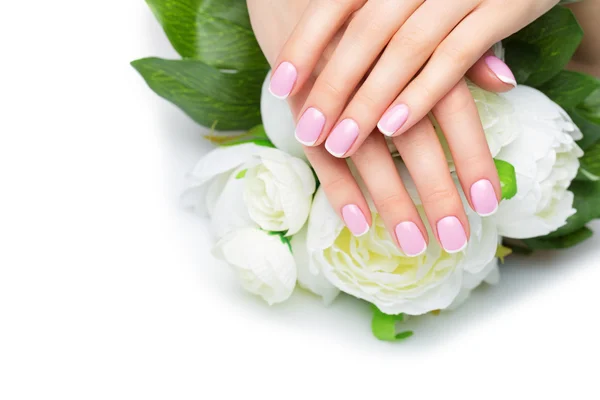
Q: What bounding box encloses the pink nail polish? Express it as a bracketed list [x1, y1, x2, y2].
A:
[341, 205, 369, 236]
[325, 119, 359, 157]
[269, 62, 297, 99]
[437, 216, 468, 253]
[377, 104, 409, 136]
[470, 179, 499, 217]
[295, 108, 326, 146]
[395, 222, 427, 257]
[484, 56, 517, 87]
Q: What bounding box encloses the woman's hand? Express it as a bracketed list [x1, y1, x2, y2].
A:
[248, 0, 515, 254]
[269, 0, 557, 155]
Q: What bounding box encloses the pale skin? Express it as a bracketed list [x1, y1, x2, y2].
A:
[247, 0, 595, 255]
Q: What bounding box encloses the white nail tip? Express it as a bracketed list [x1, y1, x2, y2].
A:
[353, 225, 370, 237]
[324, 142, 347, 158]
[294, 132, 317, 146]
[404, 243, 428, 258]
[268, 86, 289, 100]
[444, 241, 468, 254]
[477, 204, 499, 218]
[377, 123, 396, 137]
[497, 75, 517, 87]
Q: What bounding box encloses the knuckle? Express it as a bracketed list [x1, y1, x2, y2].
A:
[392, 24, 433, 59]
[374, 192, 406, 214]
[421, 185, 459, 207]
[317, 78, 345, 100]
[457, 151, 491, 172]
[438, 43, 475, 71]
[321, 174, 351, 194]
[409, 78, 434, 104]
[353, 90, 380, 110]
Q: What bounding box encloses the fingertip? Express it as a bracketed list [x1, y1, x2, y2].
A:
[269, 61, 298, 99]
[467, 55, 516, 93]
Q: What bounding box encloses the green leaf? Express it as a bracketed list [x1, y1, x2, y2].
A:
[371, 305, 412, 342]
[504, 6, 583, 87]
[495, 244, 513, 264]
[569, 107, 600, 150]
[267, 231, 292, 252]
[503, 41, 540, 84]
[575, 167, 600, 182]
[522, 226, 593, 250]
[546, 180, 600, 238]
[494, 159, 518, 200]
[538, 71, 600, 109]
[205, 125, 275, 148]
[573, 88, 600, 149]
[235, 169, 247, 179]
[145, 0, 269, 70]
[579, 141, 600, 180]
[132, 57, 264, 130]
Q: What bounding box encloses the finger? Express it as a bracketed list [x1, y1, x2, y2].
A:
[333, 0, 479, 156]
[466, 50, 517, 93]
[295, 0, 424, 149]
[304, 145, 371, 237]
[379, 9, 500, 137]
[351, 134, 428, 256]
[392, 118, 469, 253]
[432, 79, 501, 217]
[269, 0, 366, 100]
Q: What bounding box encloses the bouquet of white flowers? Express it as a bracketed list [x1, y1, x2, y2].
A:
[133, 1, 600, 340]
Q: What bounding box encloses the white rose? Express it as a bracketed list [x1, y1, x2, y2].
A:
[290, 226, 340, 305]
[213, 228, 297, 305]
[183, 144, 315, 238]
[243, 148, 316, 235]
[494, 86, 583, 238]
[181, 143, 264, 218]
[306, 162, 499, 315]
[260, 72, 306, 161]
[448, 252, 500, 310]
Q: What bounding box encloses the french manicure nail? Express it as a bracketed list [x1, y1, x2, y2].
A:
[325, 119, 359, 157]
[295, 107, 326, 146]
[484, 56, 517, 87]
[342, 205, 369, 236]
[395, 222, 427, 257]
[377, 104, 409, 136]
[470, 179, 499, 217]
[269, 62, 297, 99]
[437, 216, 468, 254]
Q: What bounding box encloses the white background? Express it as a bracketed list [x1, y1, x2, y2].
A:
[1, 1, 599, 398]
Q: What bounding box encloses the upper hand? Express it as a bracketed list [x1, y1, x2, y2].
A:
[248, 0, 518, 254]
[268, 0, 557, 156]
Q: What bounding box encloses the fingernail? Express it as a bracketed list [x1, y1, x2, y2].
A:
[395, 222, 427, 257]
[484, 56, 517, 87]
[437, 216, 467, 254]
[470, 179, 499, 217]
[325, 119, 359, 157]
[342, 205, 369, 236]
[377, 104, 409, 136]
[269, 62, 297, 99]
[295, 108, 326, 146]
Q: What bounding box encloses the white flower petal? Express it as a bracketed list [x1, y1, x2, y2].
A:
[291, 226, 340, 304]
[213, 228, 297, 305]
[260, 71, 306, 161]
